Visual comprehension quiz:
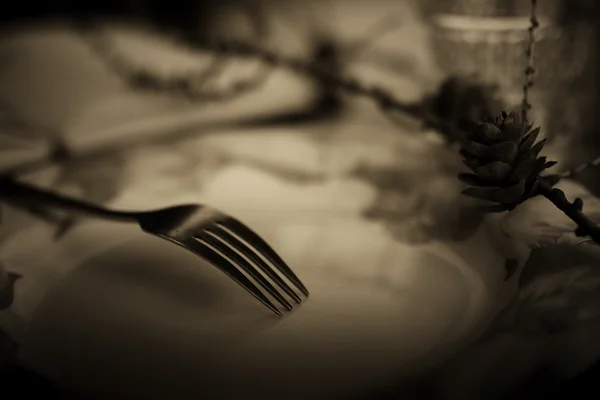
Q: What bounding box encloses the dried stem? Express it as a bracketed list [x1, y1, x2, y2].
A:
[521, 0, 538, 126]
[538, 182, 600, 244]
[80, 29, 273, 102]
[557, 155, 600, 180]
[78, 25, 466, 142]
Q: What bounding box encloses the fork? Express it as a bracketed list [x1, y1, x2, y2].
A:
[0, 177, 309, 316]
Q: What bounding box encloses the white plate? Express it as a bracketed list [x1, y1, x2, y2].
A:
[0, 160, 514, 399]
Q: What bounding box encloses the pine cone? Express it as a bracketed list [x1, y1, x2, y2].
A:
[458, 111, 558, 212]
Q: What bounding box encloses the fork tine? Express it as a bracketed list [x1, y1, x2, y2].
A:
[182, 237, 283, 316]
[217, 218, 310, 297]
[207, 225, 302, 304]
[196, 231, 293, 312]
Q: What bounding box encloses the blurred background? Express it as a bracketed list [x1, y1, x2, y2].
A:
[1, 0, 599, 178]
[1, 0, 600, 398]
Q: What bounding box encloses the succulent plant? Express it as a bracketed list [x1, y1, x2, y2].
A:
[458, 111, 559, 212]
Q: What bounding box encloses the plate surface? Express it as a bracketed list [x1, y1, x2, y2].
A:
[0, 128, 511, 398]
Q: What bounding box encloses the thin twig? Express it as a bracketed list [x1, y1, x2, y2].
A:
[79, 25, 467, 143]
[538, 182, 600, 244]
[79, 26, 273, 102]
[521, 0, 538, 127]
[557, 155, 600, 180]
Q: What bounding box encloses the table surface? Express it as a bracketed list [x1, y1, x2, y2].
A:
[1, 4, 599, 398]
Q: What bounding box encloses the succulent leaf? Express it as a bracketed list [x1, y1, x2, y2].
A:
[474, 161, 512, 183]
[488, 141, 518, 163]
[463, 159, 480, 171]
[519, 127, 541, 151]
[527, 139, 547, 159]
[509, 159, 540, 183]
[458, 173, 483, 186]
[462, 141, 489, 158]
[474, 122, 503, 144]
[461, 186, 500, 200]
[501, 124, 524, 142]
[501, 111, 518, 126]
[491, 180, 527, 204]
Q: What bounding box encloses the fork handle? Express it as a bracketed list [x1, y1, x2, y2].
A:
[0, 177, 137, 222]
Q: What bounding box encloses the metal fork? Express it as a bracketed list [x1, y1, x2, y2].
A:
[0, 177, 309, 316]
